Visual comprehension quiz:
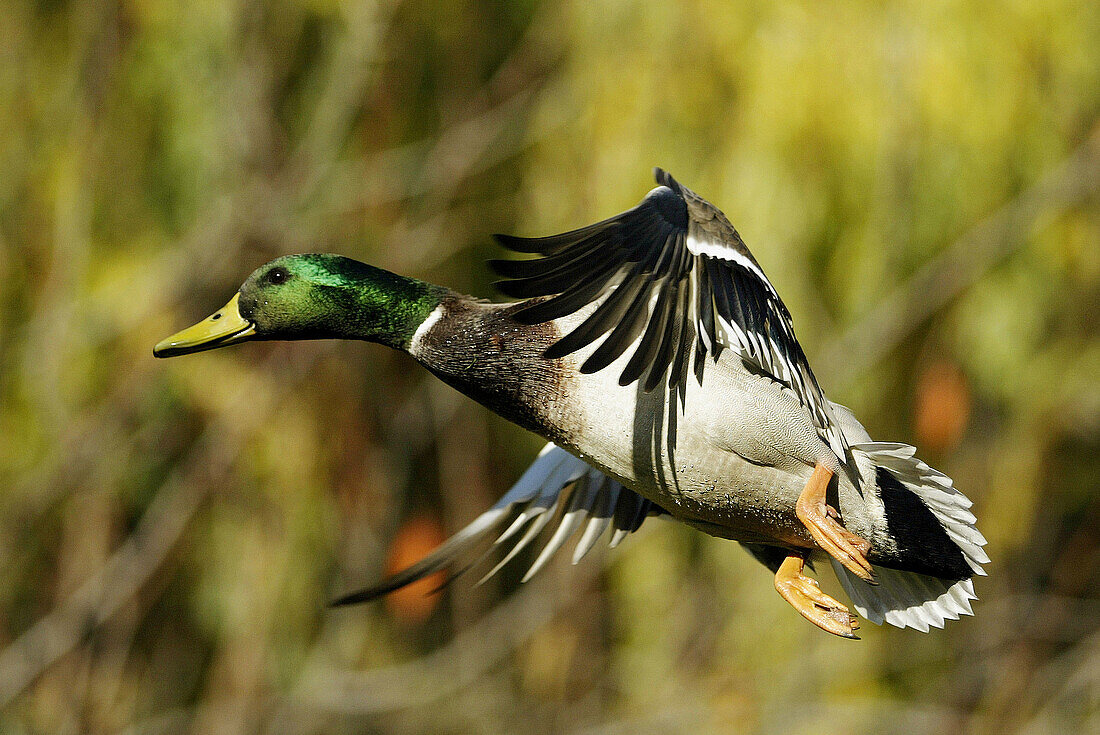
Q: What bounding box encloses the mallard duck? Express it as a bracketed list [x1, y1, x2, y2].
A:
[155, 169, 987, 638]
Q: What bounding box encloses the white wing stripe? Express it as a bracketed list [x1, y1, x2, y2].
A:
[685, 233, 776, 297]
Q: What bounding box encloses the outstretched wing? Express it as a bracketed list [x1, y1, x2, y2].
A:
[332, 443, 663, 606]
[492, 168, 847, 460]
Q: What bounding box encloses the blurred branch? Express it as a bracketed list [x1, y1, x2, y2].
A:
[817, 123, 1100, 388]
[282, 556, 601, 718]
[294, 84, 544, 268]
[285, 2, 397, 199]
[300, 31, 567, 273]
[0, 351, 321, 709]
[113, 708, 191, 735]
[0, 459, 209, 709]
[566, 706, 705, 735]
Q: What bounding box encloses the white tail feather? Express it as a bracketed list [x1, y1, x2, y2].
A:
[830, 442, 988, 631]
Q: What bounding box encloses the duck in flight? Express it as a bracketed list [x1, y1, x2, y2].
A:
[155, 169, 987, 638]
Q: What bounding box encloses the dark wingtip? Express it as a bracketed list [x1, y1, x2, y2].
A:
[542, 338, 576, 361]
[487, 259, 512, 277]
[329, 587, 385, 607]
[494, 279, 544, 301]
[653, 167, 678, 191]
[510, 303, 550, 325]
[493, 232, 557, 255]
[492, 233, 525, 252]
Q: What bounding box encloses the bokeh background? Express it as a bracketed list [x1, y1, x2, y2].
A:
[1, 1, 1099, 733]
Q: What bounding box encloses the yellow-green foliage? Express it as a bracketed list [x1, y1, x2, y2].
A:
[0, 1, 1097, 733]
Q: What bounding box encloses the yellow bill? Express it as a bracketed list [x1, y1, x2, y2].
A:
[154, 293, 257, 358]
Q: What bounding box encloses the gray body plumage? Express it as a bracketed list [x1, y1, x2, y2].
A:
[412, 297, 963, 580]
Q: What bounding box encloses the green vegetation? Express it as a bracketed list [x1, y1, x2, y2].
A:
[0, 1, 1097, 732]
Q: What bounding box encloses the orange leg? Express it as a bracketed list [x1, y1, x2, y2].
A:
[795, 464, 876, 583]
[774, 553, 860, 639]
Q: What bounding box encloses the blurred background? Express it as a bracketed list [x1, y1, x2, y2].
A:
[1, 0, 1098, 733]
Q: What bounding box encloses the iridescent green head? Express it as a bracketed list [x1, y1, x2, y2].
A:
[154, 254, 449, 357]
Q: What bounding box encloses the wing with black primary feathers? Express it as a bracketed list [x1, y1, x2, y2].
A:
[492, 168, 848, 460]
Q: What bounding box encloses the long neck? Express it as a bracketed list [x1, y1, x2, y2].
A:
[306, 264, 451, 351]
[409, 297, 574, 443]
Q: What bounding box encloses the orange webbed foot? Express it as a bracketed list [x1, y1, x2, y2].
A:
[774, 554, 860, 639]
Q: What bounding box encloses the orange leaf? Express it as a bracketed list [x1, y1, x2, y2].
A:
[914, 359, 971, 453]
[383, 514, 448, 624]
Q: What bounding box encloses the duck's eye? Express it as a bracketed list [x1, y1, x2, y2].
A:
[268, 267, 289, 285]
